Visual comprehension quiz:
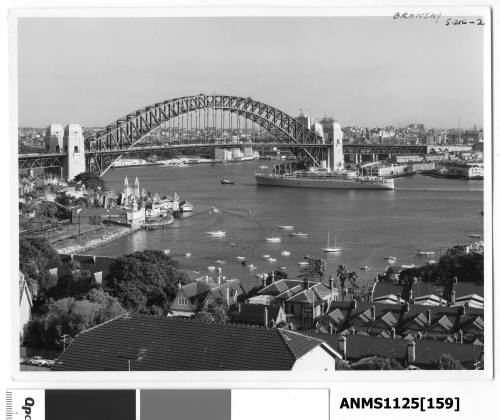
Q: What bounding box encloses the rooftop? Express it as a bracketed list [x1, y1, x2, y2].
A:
[52, 314, 325, 371]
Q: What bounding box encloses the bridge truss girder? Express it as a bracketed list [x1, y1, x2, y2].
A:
[86, 94, 327, 174]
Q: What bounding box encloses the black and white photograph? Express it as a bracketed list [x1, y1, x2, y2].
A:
[13, 8, 490, 374]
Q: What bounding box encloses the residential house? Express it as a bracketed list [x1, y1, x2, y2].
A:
[307, 332, 483, 370]
[169, 277, 245, 317]
[232, 303, 287, 328]
[256, 278, 338, 329]
[52, 314, 341, 371]
[317, 300, 484, 345]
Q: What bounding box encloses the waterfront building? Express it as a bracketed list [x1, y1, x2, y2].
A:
[51, 314, 341, 371]
[311, 121, 324, 139]
[296, 110, 311, 130]
[447, 162, 484, 180]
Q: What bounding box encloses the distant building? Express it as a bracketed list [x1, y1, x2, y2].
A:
[44, 124, 64, 153]
[296, 111, 311, 130]
[232, 303, 287, 328]
[447, 162, 484, 179]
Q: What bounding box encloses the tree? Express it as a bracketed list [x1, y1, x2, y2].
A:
[336, 265, 348, 301]
[48, 269, 97, 300]
[106, 250, 189, 313]
[74, 171, 106, 191]
[194, 297, 229, 324]
[300, 257, 327, 282]
[347, 271, 359, 300]
[359, 357, 404, 370]
[19, 237, 60, 297]
[430, 353, 464, 370]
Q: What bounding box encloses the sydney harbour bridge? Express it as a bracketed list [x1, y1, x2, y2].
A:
[18, 93, 447, 176]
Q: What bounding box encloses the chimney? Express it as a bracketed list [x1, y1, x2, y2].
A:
[328, 323, 334, 335]
[271, 271, 275, 283]
[408, 289, 413, 303]
[458, 305, 466, 317]
[397, 293, 401, 304]
[303, 279, 309, 291]
[426, 309, 432, 326]
[94, 271, 103, 285]
[238, 303, 242, 313]
[339, 335, 347, 359]
[403, 301, 409, 313]
[329, 274, 334, 290]
[217, 267, 222, 285]
[390, 327, 396, 339]
[226, 285, 230, 304]
[370, 305, 376, 321]
[450, 290, 456, 304]
[352, 300, 357, 309]
[407, 340, 416, 363]
[92, 256, 96, 263]
[457, 329, 463, 344]
[261, 274, 267, 288]
[264, 307, 268, 328]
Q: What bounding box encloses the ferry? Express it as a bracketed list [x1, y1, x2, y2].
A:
[255, 168, 395, 190]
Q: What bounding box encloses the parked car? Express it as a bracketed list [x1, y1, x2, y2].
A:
[29, 356, 55, 367]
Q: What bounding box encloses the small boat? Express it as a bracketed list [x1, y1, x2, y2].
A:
[290, 232, 308, 237]
[266, 237, 282, 243]
[279, 266, 287, 270]
[211, 207, 220, 213]
[281, 250, 291, 256]
[214, 260, 225, 265]
[427, 260, 437, 264]
[416, 249, 435, 256]
[384, 256, 397, 264]
[236, 256, 246, 261]
[278, 225, 294, 230]
[230, 243, 237, 247]
[322, 231, 341, 253]
[185, 252, 192, 257]
[207, 266, 216, 271]
[207, 214, 226, 237]
[262, 254, 271, 259]
[360, 265, 370, 271]
[248, 264, 257, 270]
[221, 178, 236, 185]
[267, 258, 277, 263]
[468, 234, 481, 239]
[181, 201, 193, 212]
[401, 264, 416, 269]
[298, 261, 309, 267]
[207, 230, 226, 237]
[163, 249, 170, 255]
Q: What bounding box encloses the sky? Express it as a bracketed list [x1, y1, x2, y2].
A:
[17, 17, 485, 128]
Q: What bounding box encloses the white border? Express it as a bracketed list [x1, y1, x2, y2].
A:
[6, 4, 494, 388]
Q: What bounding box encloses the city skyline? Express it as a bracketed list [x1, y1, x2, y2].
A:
[18, 17, 484, 129]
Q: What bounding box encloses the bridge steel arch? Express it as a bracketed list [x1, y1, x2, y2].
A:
[85, 94, 327, 174]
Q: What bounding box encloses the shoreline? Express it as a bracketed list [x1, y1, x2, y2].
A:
[54, 225, 139, 255]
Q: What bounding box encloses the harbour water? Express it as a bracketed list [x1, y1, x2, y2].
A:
[90, 162, 484, 291]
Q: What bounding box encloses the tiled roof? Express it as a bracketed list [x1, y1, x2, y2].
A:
[232, 304, 282, 326]
[52, 314, 325, 371]
[307, 333, 483, 366]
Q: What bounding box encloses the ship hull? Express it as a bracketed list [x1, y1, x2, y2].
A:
[255, 174, 395, 190]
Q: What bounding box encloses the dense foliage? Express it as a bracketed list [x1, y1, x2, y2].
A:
[430, 353, 464, 370]
[19, 237, 60, 297]
[23, 291, 125, 350]
[399, 248, 483, 286]
[194, 297, 229, 324]
[106, 250, 189, 313]
[73, 171, 106, 191]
